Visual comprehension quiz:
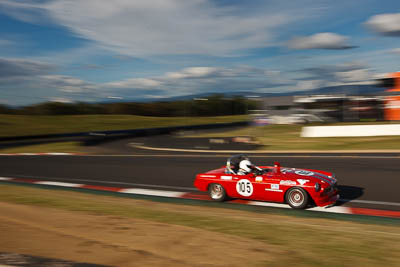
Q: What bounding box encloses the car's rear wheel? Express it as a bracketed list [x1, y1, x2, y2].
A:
[208, 183, 227, 201]
[285, 187, 309, 209]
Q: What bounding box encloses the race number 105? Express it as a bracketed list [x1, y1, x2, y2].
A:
[236, 179, 253, 197]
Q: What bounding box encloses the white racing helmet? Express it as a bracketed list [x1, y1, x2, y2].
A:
[239, 159, 253, 173]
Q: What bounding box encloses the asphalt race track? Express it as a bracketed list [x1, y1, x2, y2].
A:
[1, 149, 400, 211]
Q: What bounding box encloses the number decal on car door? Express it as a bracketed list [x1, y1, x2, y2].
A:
[236, 179, 253, 197]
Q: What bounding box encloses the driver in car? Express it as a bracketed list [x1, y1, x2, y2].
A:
[238, 158, 263, 175]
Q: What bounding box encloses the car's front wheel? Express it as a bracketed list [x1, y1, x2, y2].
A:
[208, 183, 227, 201]
[285, 187, 309, 209]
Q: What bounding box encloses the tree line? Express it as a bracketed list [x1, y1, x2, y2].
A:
[0, 95, 259, 116]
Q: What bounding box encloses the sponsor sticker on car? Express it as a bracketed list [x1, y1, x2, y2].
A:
[265, 183, 283, 192]
[280, 180, 297, 186]
[271, 184, 279, 190]
[281, 168, 314, 176]
[295, 170, 314, 176]
[297, 179, 309, 185]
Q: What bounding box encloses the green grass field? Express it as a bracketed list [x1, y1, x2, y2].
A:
[184, 123, 400, 151]
[0, 142, 82, 153]
[2, 114, 400, 151]
[0, 184, 399, 266]
[0, 114, 248, 137]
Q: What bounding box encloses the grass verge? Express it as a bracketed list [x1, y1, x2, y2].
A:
[0, 141, 81, 153]
[0, 114, 248, 137]
[184, 124, 400, 151]
[0, 183, 399, 266]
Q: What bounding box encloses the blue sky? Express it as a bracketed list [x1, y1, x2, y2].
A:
[0, 0, 400, 105]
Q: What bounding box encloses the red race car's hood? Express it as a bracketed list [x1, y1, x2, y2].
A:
[278, 167, 337, 186]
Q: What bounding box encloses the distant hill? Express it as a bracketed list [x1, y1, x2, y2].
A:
[285, 84, 384, 96]
[99, 84, 386, 104]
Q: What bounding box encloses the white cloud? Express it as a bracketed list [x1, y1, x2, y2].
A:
[165, 67, 233, 79]
[100, 65, 292, 98]
[389, 48, 400, 54]
[0, 57, 54, 78]
[365, 13, 400, 36]
[335, 61, 367, 72]
[0, 57, 96, 103]
[48, 97, 73, 103]
[0, 60, 379, 105]
[302, 61, 369, 79]
[299, 61, 375, 89]
[335, 69, 370, 83]
[0, 0, 298, 57]
[288, 32, 355, 50]
[0, 39, 14, 46]
[106, 78, 162, 89]
[92, 62, 378, 98]
[0, 0, 48, 24]
[295, 80, 323, 91]
[39, 75, 95, 93]
[0, 58, 99, 104]
[97, 63, 376, 98]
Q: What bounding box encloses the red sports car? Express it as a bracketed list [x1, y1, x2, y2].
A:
[194, 155, 339, 209]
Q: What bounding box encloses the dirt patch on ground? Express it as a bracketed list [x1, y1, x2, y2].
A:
[0, 202, 274, 267]
[1, 185, 400, 266]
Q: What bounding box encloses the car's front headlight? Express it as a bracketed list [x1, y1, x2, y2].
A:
[315, 182, 321, 192]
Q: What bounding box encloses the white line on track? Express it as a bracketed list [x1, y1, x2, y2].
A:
[248, 201, 290, 209]
[1, 152, 400, 158]
[340, 199, 400, 207]
[35, 181, 82, 187]
[83, 154, 232, 157]
[129, 143, 269, 153]
[307, 206, 352, 214]
[77, 154, 400, 159]
[120, 188, 184, 198]
[2, 175, 400, 208]
[248, 201, 352, 214]
[128, 143, 400, 158]
[1, 174, 197, 191]
[44, 153, 75, 156]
